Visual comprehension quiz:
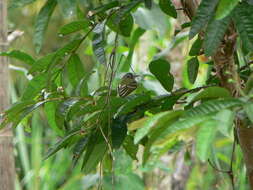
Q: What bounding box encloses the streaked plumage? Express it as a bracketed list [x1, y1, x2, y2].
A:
[118, 73, 138, 97]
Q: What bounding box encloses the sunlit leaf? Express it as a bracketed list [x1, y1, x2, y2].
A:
[21, 72, 47, 101]
[58, 20, 91, 36]
[215, 0, 239, 20]
[184, 98, 243, 117]
[191, 86, 231, 103]
[196, 120, 218, 162]
[0, 50, 35, 66]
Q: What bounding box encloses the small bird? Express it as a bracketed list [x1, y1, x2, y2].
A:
[118, 73, 138, 97]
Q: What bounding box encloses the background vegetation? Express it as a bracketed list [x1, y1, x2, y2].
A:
[1, 0, 253, 189]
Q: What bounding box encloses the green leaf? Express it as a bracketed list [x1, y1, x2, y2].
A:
[111, 117, 128, 149]
[189, 36, 203, 56]
[187, 57, 199, 84]
[215, 109, 235, 137]
[123, 135, 138, 160]
[144, 0, 153, 9]
[134, 111, 171, 144]
[29, 53, 55, 73]
[233, 2, 253, 53]
[196, 120, 218, 162]
[67, 53, 85, 88]
[122, 27, 145, 71]
[55, 98, 80, 129]
[159, 0, 177, 18]
[82, 133, 107, 173]
[189, 0, 219, 39]
[92, 22, 106, 65]
[58, 20, 91, 36]
[75, 70, 95, 96]
[119, 14, 134, 37]
[43, 130, 81, 160]
[244, 102, 253, 123]
[33, 0, 57, 53]
[215, 0, 239, 20]
[1, 100, 48, 129]
[44, 101, 64, 136]
[92, 1, 119, 15]
[184, 98, 243, 118]
[191, 86, 231, 103]
[204, 16, 230, 56]
[115, 95, 151, 117]
[155, 114, 213, 144]
[149, 59, 174, 92]
[21, 72, 48, 101]
[0, 50, 35, 66]
[55, 38, 83, 58]
[72, 137, 88, 167]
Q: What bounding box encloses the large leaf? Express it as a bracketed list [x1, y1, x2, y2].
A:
[55, 98, 80, 129]
[215, 109, 235, 137]
[29, 53, 55, 73]
[0, 50, 35, 66]
[82, 133, 107, 173]
[159, 0, 177, 18]
[189, 0, 219, 39]
[1, 100, 48, 128]
[123, 135, 138, 160]
[58, 20, 91, 36]
[21, 72, 48, 101]
[215, 0, 239, 20]
[92, 1, 119, 15]
[149, 59, 174, 92]
[134, 111, 173, 144]
[121, 27, 145, 71]
[44, 101, 64, 136]
[72, 137, 88, 167]
[111, 117, 128, 149]
[233, 2, 253, 53]
[33, 0, 57, 53]
[67, 53, 85, 88]
[191, 86, 231, 103]
[92, 22, 106, 65]
[114, 94, 151, 117]
[154, 114, 213, 144]
[184, 98, 243, 117]
[196, 120, 218, 162]
[204, 16, 231, 56]
[187, 57, 199, 84]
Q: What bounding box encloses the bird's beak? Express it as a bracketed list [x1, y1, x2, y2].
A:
[133, 74, 139, 78]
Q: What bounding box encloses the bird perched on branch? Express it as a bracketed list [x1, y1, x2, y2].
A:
[118, 73, 138, 97]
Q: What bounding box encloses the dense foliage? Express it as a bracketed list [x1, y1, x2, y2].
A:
[2, 0, 253, 189]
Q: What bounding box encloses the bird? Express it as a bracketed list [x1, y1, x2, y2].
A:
[117, 73, 138, 97]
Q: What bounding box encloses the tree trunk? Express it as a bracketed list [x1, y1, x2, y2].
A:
[0, 0, 15, 189]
